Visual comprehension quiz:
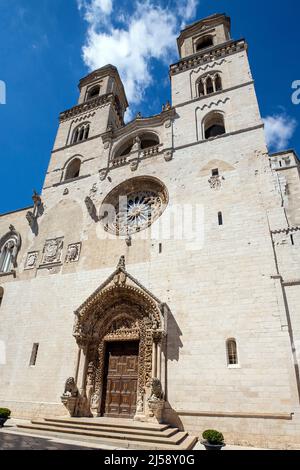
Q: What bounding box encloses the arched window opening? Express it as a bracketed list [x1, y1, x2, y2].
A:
[71, 123, 90, 145]
[115, 133, 160, 159]
[65, 158, 81, 181]
[204, 112, 226, 140]
[72, 128, 79, 144]
[196, 35, 214, 52]
[206, 76, 214, 95]
[84, 124, 90, 140]
[140, 137, 159, 150]
[198, 80, 205, 97]
[115, 95, 122, 115]
[0, 227, 21, 274]
[86, 85, 100, 101]
[215, 74, 222, 92]
[79, 126, 85, 142]
[218, 211, 223, 226]
[226, 339, 238, 365]
[120, 143, 134, 157]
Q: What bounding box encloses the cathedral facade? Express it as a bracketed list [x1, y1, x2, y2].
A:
[1, 14, 300, 448]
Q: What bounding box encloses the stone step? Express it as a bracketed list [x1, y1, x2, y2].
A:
[14, 425, 197, 450]
[44, 417, 169, 432]
[17, 422, 188, 446]
[30, 419, 178, 438]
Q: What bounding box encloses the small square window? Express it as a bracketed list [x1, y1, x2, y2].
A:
[212, 168, 219, 176]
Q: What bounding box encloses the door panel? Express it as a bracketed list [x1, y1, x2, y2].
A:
[103, 341, 139, 418]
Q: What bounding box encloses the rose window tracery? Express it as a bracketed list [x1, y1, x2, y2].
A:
[101, 177, 168, 236]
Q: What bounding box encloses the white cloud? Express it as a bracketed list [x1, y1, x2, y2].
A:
[177, 0, 197, 22]
[263, 114, 297, 151]
[77, 0, 199, 111]
[77, 0, 113, 26]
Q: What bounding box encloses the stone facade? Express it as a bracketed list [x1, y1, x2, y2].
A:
[0, 14, 300, 448]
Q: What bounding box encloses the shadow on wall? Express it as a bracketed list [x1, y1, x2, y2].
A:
[164, 306, 184, 430]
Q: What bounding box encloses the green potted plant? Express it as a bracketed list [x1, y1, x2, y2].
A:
[201, 429, 225, 450]
[0, 408, 11, 428]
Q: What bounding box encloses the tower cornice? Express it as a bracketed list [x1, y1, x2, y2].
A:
[170, 38, 247, 76]
[59, 93, 124, 125]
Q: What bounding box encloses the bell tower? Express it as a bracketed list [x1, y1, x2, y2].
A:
[176, 13, 231, 59]
[53, 65, 128, 152]
[43, 65, 128, 189]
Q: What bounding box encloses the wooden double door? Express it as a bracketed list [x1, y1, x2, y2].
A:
[102, 341, 139, 418]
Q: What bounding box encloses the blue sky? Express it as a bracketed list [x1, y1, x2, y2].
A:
[0, 0, 299, 214]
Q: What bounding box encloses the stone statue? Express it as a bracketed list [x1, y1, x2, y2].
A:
[149, 378, 164, 401]
[62, 377, 78, 397]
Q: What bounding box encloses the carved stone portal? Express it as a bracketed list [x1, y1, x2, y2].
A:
[62, 257, 167, 422]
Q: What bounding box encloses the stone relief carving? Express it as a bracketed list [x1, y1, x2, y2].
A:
[164, 150, 173, 162]
[41, 237, 63, 265]
[65, 243, 81, 263]
[25, 251, 39, 270]
[99, 169, 107, 181]
[130, 159, 139, 172]
[208, 175, 222, 190]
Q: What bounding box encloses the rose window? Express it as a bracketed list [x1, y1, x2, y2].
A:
[101, 177, 168, 235]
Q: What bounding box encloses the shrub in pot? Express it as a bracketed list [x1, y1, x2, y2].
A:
[0, 408, 11, 428]
[201, 429, 225, 450]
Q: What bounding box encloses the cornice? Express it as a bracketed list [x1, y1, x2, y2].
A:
[102, 108, 176, 143]
[59, 93, 122, 123]
[170, 39, 247, 76]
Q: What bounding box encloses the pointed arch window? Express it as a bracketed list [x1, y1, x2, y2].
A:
[226, 338, 238, 365]
[0, 226, 21, 274]
[64, 158, 81, 181]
